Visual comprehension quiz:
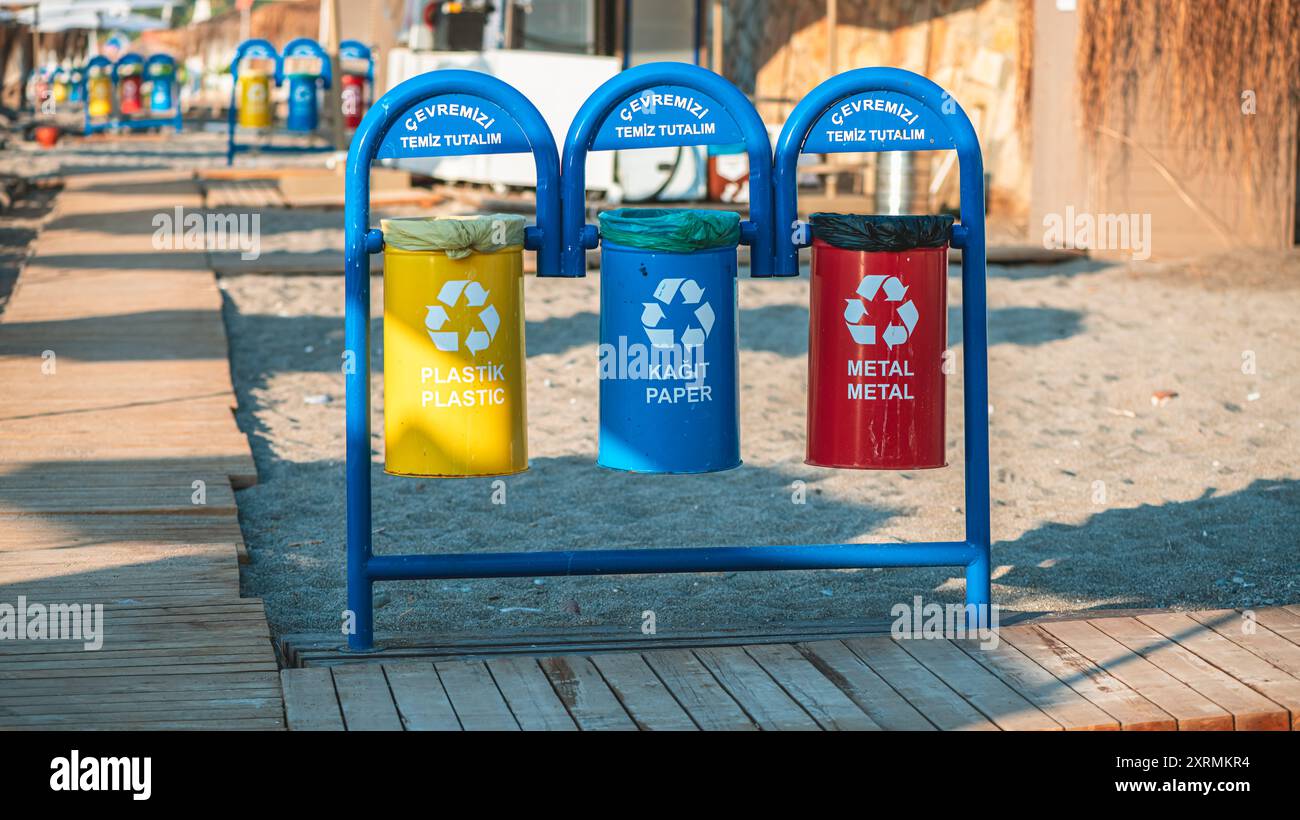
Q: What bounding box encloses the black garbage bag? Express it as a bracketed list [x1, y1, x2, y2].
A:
[810, 212, 955, 251]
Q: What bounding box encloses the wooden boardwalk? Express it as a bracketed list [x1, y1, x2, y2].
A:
[0, 170, 283, 729]
[282, 607, 1300, 731]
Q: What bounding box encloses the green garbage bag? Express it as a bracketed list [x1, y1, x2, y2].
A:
[598, 208, 741, 253]
[380, 214, 526, 259]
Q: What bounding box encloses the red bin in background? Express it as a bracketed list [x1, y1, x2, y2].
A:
[119, 73, 143, 114]
[806, 213, 954, 470]
[341, 72, 366, 129]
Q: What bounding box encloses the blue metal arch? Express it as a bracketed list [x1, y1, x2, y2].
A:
[111, 53, 143, 82]
[145, 54, 177, 73]
[343, 71, 562, 650]
[559, 62, 774, 278]
[279, 37, 332, 88]
[229, 38, 278, 81]
[338, 39, 374, 81]
[773, 66, 991, 614]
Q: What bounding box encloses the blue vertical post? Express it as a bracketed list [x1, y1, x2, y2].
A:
[772, 67, 991, 618]
[343, 70, 561, 651]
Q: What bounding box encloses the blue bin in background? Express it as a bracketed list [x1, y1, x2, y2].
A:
[597, 209, 741, 474]
[285, 73, 319, 132]
[150, 74, 173, 111]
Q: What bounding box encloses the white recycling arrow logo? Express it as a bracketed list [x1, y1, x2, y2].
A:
[641, 277, 715, 349]
[843, 274, 918, 348]
[424, 279, 499, 356]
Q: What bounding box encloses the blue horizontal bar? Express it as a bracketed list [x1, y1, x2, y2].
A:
[366, 541, 978, 582]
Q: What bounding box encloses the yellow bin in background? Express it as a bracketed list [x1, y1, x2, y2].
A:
[87, 74, 112, 118]
[382, 215, 528, 477]
[237, 72, 272, 128]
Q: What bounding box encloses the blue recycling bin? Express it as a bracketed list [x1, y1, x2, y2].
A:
[285, 73, 319, 132]
[597, 209, 741, 474]
[150, 73, 173, 111]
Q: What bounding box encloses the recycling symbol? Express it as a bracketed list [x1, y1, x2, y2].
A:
[640, 278, 715, 349]
[424, 280, 500, 355]
[843, 274, 918, 348]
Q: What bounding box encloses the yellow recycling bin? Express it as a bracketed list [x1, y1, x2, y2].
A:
[87, 74, 112, 119]
[237, 71, 272, 128]
[381, 215, 528, 477]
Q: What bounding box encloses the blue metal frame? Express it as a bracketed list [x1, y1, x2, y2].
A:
[559, 62, 774, 278]
[226, 38, 334, 165]
[344, 70, 562, 651]
[95, 54, 184, 134]
[342, 65, 990, 653]
[773, 67, 991, 618]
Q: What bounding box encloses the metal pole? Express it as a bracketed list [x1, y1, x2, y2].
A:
[711, 0, 723, 75]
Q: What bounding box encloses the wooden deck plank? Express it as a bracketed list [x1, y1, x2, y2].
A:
[896, 638, 1062, 731]
[1188, 609, 1300, 679]
[1090, 616, 1290, 731]
[954, 639, 1118, 730]
[1039, 620, 1233, 730]
[744, 643, 880, 730]
[798, 640, 936, 730]
[844, 637, 1000, 730]
[1253, 607, 1300, 644]
[0, 169, 278, 729]
[330, 664, 403, 731]
[539, 656, 637, 731]
[1139, 612, 1300, 728]
[999, 626, 1175, 730]
[435, 661, 519, 731]
[589, 652, 698, 731]
[487, 657, 577, 731]
[382, 662, 461, 731]
[280, 668, 343, 731]
[642, 650, 755, 731]
[694, 647, 820, 731]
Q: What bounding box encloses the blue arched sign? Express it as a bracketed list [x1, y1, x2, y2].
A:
[374, 94, 533, 158]
[774, 67, 991, 617]
[561, 63, 774, 278]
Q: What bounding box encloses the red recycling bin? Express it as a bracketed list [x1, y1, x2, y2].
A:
[119, 74, 143, 114]
[806, 213, 954, 470]
[341, 73, 366, 129]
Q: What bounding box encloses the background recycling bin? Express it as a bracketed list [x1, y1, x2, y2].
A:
[285, 73, 319, 132]
[119, 71, 142, 114]
[806, 212, 953, 470]
[340, 72, 365, 129]
[382, 214, 529, 478]
[150, 64, 174, 111]
[237, 71, 271, 128]
[597, 208, 741, 474]
[87, 74, 112, 118]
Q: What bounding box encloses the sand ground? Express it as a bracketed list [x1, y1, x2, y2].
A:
[221, 241, 1300, 637]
